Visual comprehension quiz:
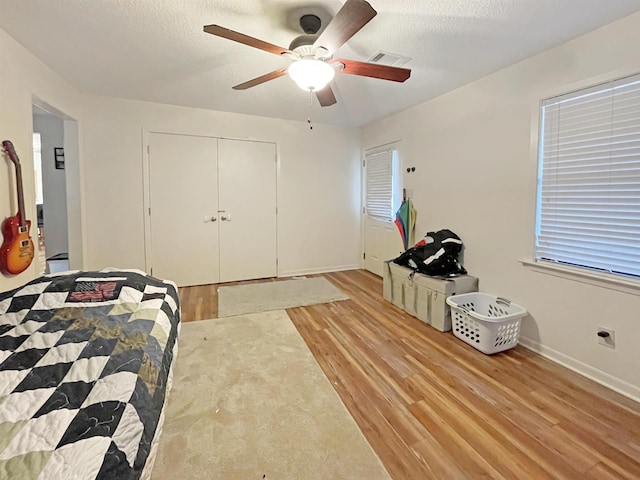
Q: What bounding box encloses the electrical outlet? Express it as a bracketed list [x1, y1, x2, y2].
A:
[597, 326, 615, 349]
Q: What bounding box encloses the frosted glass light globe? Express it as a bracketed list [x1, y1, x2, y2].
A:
[288, 59, 335, 91]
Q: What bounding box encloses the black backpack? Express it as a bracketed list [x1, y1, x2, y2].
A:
[393, 229, 467, 276]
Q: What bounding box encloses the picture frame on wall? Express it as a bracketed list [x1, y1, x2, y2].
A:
[54, 147, 65, 169]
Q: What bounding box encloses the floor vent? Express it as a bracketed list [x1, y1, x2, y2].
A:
[367, 50, 412, 67]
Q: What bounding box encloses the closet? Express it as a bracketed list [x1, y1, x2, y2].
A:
[146, 133, 277, 286]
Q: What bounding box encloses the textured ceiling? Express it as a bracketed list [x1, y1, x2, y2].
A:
[1, 0, 639, 127]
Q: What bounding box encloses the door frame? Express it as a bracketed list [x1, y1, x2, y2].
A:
[31, 97, 83, 270]
[142, 129, 281, 278]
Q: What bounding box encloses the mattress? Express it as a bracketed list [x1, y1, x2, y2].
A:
[0, 269, 180, 479]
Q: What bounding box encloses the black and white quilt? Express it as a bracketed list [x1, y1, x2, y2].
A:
[0, 269, 180, 480]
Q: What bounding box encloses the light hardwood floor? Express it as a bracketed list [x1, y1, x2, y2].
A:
[178, 269, 640, 479]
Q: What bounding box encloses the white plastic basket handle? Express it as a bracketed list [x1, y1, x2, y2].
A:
[460, 305, 484, 321]
[496, 297, 511, 306]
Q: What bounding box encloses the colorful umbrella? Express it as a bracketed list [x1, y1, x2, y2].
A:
[395, 198, 416, 250]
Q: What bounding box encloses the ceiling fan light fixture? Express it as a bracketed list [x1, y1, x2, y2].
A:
[288, 59, 335, 91]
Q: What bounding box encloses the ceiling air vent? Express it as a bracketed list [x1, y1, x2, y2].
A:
[367, 50, 412, 67]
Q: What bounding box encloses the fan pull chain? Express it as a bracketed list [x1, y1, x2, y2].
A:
[307, 90, 314, 130]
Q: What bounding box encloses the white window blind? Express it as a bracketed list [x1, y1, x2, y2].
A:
[365, 149, 396, 221]
[536, 73, 640, 278]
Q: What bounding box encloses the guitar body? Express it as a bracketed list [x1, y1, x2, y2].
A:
[1, 140, 36, 275]
[0, 214, 35, 274]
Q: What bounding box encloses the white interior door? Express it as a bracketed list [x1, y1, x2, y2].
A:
[148, 133, 220, 286]
[363, 146, 403, 276]
[218, 139, 277, 283]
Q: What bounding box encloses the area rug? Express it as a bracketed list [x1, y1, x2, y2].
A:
[217, 276, 349, 317]
[151, 310, 390, 480]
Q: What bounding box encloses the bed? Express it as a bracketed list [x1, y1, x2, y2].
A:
[0, 268, 180, 480]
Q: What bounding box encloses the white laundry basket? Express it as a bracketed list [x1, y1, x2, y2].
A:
[446, 292, 527, 354]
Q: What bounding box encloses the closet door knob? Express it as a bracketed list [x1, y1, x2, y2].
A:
[221, 215, 228, 221]
[211, 216, 217, 222]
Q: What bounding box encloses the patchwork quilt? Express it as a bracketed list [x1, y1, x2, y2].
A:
[0, 269, 180, 480]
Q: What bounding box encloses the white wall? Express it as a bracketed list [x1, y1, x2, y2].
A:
[0, 29, 84, 292]
[63, 120, 83, 270]
[33, 114, 69, 256]
[80, 96, 362, 277]
[362, 12, 640, 399]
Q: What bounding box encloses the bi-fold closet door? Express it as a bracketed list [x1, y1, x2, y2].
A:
[147, 133, 277, 287]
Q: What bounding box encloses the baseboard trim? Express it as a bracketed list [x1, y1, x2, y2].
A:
[518, 336, 640, 404]
[278, 264, 361, 278]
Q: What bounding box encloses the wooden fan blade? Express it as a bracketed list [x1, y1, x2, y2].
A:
[313, 0, 376, 54]
[204, 24, 290, 56]
[334, 59, 411, 82]
[315, 85, 337, 107]
[232, 67, 289, 90]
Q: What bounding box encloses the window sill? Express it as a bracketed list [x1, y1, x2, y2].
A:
[520, 259, 640, 296]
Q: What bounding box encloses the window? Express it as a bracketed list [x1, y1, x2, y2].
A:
[365, 147, 400, 221]
[535, 72, 640, 279]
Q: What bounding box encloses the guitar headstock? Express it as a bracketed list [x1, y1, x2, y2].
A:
[2, 140, 20, 166]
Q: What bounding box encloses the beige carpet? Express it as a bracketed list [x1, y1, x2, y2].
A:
[217, 277, 349, 317]
[152, 310, 390, 480]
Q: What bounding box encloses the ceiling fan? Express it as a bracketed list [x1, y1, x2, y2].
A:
[203, 0, 411, 107]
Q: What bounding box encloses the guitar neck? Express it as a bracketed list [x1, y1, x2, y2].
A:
[14, 162, 27, 228]
[2, 140, 29, 229]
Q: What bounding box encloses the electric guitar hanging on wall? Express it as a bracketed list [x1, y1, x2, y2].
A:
[1, 140, 35, 274]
